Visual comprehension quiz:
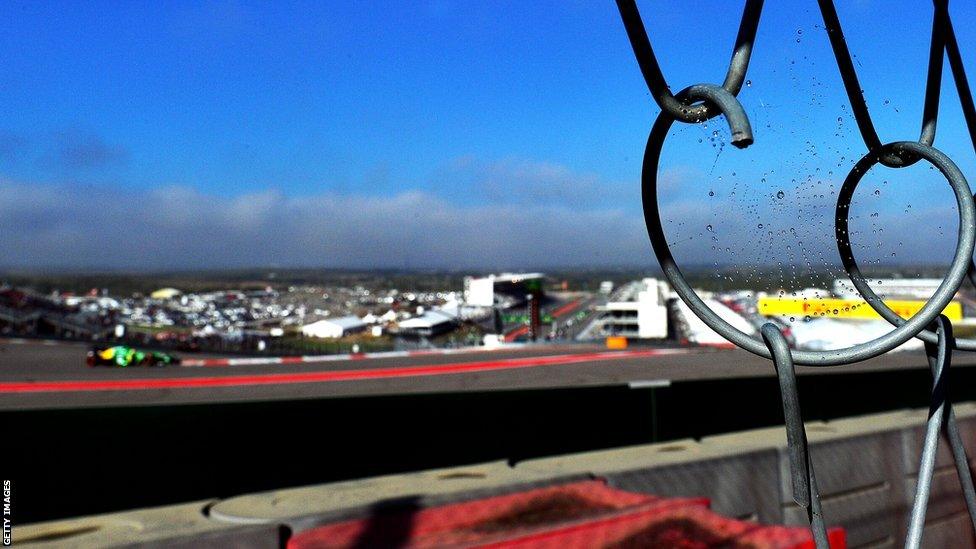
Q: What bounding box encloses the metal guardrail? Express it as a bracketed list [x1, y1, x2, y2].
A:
[616, 1, 976, 547]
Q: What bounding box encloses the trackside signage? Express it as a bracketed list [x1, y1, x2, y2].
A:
[757, 297, 963, 321]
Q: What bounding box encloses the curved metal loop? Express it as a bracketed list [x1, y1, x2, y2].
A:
[760, 324, 829, 549]
[643, 117, 974, 365]
[906, 316, 953, 548]
[673, 85, 754, 148]
[616, 0, 764, 123]
[834, 142, 976, 351]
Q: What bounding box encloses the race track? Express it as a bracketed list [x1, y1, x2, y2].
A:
[1, 338, 971, 410]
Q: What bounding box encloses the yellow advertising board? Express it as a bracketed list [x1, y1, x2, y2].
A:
[757, 297, 963, 321]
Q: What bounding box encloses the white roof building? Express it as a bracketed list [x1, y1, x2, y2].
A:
[397, 309, 457, 337]
[301, 316, 367, 339]
[463, 272, 546, 307]
[598, 278, 669, 339]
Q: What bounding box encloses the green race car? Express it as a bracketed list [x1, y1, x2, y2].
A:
[87, 345, 180, 367]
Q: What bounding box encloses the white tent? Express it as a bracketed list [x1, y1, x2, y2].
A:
[397, 309, 457, 337]
[788, 317, 923, 352]
[675, 298, 757, 345]
[301, 316, 367, 339]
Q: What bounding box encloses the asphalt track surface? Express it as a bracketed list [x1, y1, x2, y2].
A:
[2, 337, 975, 410]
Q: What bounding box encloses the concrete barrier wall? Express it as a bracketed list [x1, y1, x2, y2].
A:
[706, 415, 912, 548]
[206, 460, 584, 532]
[10, 500, 280, 549]
[517, 405, 976, 549]
[16, 405, 976, 548]
[898, 404, 976, 547]
[515, 438, 782, 525]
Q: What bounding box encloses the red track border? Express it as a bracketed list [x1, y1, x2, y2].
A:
[0, 349, 682, 394]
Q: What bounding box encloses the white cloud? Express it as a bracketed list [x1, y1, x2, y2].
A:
[0, 179, 651, 270]
[434, 156, 634, 209]
[0, 159, 958, 272]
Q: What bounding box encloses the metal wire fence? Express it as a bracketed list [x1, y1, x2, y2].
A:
[616, 1, 976, 546]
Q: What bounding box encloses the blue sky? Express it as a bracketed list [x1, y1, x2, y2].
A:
[2, 0, 976, 272]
